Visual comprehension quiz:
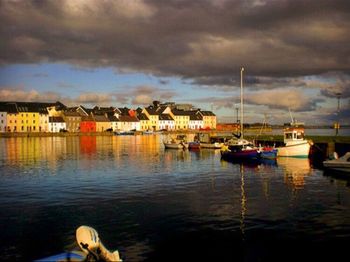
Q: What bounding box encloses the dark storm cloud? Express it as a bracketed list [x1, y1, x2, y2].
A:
[1, 0, 349, 83]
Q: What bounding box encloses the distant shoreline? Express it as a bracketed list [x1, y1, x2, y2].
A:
[1, 130, 349, 143]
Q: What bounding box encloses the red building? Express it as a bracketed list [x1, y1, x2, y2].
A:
[80, 116, 96, 132]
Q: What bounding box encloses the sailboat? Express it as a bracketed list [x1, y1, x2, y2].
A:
[221, 68, 277, 161]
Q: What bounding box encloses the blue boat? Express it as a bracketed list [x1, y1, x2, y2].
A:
[35, 251, 86, 262]
[259, 147, 278, 159]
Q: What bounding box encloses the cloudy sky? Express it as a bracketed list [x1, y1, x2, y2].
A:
[0, 0, 349, 125]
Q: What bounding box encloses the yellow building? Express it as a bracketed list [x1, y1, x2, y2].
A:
[0, 102, 58, 132]
[171, 110, 190, 130]
[7, 112, 18, 132]
[16, 103, 50, 132]
[137, 113, 151, 131]
[142, 108, 159, 131]
[94, 114, 111, 132]
[200, 111, 217, 129]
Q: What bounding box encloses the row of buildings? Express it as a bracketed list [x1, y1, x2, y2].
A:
[0, 101, 217, 133]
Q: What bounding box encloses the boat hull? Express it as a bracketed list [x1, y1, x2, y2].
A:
[200, 142, 223, 149]
[163, 142, 188, 149]
[323, 152, 350, 172]
[221, 148, 259, 160]
[276, 141, 310, 157]
[188, 141, 200, 149]
[259, 148, 278, 159]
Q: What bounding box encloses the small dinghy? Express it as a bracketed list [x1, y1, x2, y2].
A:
[323, 152, 350, 173]
[36, 225, 122, 262]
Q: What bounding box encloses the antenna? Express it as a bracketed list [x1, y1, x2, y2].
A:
[288, 108, 294, 124]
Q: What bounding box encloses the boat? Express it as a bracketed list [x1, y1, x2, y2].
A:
[221, 67, 277, 161]
[114, 130, 136, 135]
[199, 133, 230, 149]
[163, 134, 189, 149]
[221, 139, 260, 160]
[188, 141, 201, 150]
[323, 152, 350, 173]
[143, 130, 154, 135]
[276, 123, 312, 157]
[259, 146, 278, 159]
[36, 225, 122, 262]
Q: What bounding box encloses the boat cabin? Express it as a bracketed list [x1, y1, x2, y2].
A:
[284, 127, 305, 143]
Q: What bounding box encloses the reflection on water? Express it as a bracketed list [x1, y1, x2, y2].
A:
[239, 165, 246, 239]
[277, 158, 312, 189]
[0, 135, 350, 261]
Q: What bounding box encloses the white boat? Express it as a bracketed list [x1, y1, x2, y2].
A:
[323, 152, 350, 172]
[163, 134, 189, 149]
[199, 134, 229, 149]
[276, 124, 312, 158]
[36, 225, 122, 262]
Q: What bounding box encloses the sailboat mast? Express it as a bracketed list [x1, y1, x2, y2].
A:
[240, 67, 244, 138]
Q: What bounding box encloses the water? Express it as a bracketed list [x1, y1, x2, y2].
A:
[0, 135, 349, 261]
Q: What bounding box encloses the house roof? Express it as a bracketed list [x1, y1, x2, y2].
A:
[49, 116, 65, 123]
[0, 102, 18, 113]
[0, 101, 57, 114]
[93, 115, 110, 122]
[144, 105, 168, 115]
[81, 116, 95, 122]
[190, 114, 203, 120]
[199, 111, 216, 116]
[64, 111, 81, 117]
[118, 115, 139, 122]
[108, 115, 118, 122]
[172, 109, 191, 116]
[159, 114, 174, 121]
[137, 113, 149, 121]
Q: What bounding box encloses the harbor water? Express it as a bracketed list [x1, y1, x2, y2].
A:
[0, 135, 349, 261]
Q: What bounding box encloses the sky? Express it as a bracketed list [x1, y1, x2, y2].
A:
[0, 0, 349, 125]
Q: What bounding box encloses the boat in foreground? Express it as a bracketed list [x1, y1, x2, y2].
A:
[36, 225, 122, 262]
[323, 152, 350, 173]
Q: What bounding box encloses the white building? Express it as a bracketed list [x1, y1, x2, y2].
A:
[39, 112, 49, 132]
[159, 114, 175, 130]
[116, 115, 140, 131]
[49, 117, 66, 132]
[189, 114, 204, 130]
